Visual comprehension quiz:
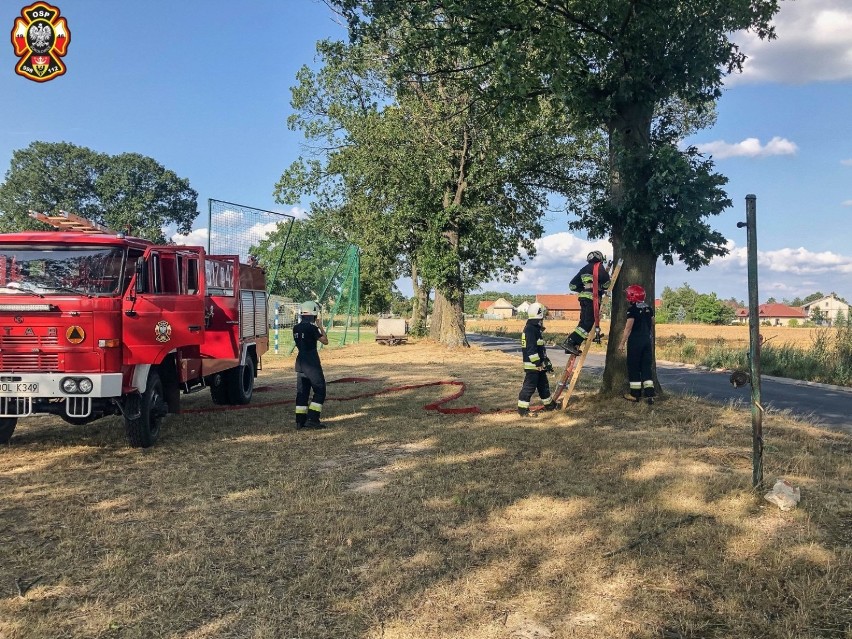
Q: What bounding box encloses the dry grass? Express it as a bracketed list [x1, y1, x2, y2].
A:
[1, 340, 851, 639]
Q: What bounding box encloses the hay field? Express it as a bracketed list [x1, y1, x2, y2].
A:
[467, 318, 819, 348]
[1, 340, 850, 638]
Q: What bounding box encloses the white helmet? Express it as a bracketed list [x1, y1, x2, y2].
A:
[528, 303, 546, 320]
[300, 300, 320, 316]
[587, 250, 605, 263]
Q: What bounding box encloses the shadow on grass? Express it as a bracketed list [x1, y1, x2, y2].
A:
[1, 342, 850, 638]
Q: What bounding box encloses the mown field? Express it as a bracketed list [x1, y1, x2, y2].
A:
[466, 318, 819, 349]
[2, 340, 851, 638]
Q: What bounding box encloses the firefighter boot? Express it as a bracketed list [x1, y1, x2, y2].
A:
[295, 413, 307, 430]
[304, 408, 325, 429]
[542, 401, 558, 412]
[562, 339, 582, 356]
[517, 407, 538, 418]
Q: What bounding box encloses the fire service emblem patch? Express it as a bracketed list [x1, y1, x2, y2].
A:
[155, 320, 172, 343]
[11, 2, 70, 82]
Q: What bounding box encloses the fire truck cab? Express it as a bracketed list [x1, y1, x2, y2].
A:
[0, 215, 268, 447]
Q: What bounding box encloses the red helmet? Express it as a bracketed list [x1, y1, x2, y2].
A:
[626, 284, 645, 303]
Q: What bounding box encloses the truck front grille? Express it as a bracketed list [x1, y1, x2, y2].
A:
[0, 353, 60, 371]
[0, 335, 59, 347]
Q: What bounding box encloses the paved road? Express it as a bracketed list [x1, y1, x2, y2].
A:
[468, 333, 852, 434]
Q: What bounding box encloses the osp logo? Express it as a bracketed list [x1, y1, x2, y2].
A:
[11, 2, 70, 82]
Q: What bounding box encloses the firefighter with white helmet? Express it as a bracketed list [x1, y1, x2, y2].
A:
[517, 302, 557, 417]
[293, 300, 329, 429]
[618, 284, 656, 404]
[562, 250, 611, 356]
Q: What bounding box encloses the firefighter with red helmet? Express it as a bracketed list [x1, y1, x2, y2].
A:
[618, 284, 656, 404]
[518, 302, 557, 417]
[562, 250, 611, 355]
[293, 301, 329, 428]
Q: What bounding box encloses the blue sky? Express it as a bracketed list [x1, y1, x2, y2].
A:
[2, 0, 850, 305]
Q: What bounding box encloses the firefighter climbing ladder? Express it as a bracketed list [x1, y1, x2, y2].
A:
[552, 258, 624, 409]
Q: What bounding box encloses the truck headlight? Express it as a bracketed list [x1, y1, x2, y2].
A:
[60, 377, 94, 394]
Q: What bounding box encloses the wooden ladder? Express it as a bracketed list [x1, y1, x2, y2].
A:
[29, 210, 113, 234]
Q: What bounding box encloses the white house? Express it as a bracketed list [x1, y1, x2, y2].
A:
[801, 293, 850, 325]
[484, 297, 515, 319]
[515, 300, 531, 315]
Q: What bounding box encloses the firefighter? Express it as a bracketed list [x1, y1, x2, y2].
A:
[518, 302, 557, 417]
[618, 284, 656, 404]
[293, 301, 329, 429]
[562, 250, 611, 356]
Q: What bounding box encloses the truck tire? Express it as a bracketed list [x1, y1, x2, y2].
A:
[227, 355, 255, 405]
[124, 370, 168, 448]
[209, 373, 230, 405]
[0, 417, 17, 444]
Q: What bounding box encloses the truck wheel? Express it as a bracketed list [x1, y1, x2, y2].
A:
[0, 418, 17, 444]
[125, 370, 168, 448]
[228, 356, 255, 405]
[209, 373, 230, 405]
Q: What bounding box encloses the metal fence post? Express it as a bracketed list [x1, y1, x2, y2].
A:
[741, 195, 764, 488]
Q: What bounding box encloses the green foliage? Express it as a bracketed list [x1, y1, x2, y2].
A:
[0, 141, 197, 242]
[251, 217, 349, 302]
[277, 38, 572, 342]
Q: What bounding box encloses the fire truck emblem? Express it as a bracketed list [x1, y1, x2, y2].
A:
[11, 2, 70, 82]
[154, 320, 172, 343]
[65, 325, 84, 344]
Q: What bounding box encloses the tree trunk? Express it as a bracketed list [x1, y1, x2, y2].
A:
[410, 262, 429, 336]
[601, 102, 659, 395]
[430, 289, 468, 347]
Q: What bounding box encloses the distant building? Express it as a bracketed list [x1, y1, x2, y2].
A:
[477, 300, 495, 314]
[484, 297, 515, 319]
[800, 293, 850, 325]
[515, 300, 531, 315]
[735, 303, 807, 326]
[535, 294, 581, 321]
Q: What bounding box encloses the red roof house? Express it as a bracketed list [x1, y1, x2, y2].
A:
[735, 303, 807, 326]
[535, 294, 581, 320]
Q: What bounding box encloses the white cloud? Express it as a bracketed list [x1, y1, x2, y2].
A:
[842, 159, 852, 166]
[843, 200, 852, 207]
[730, 0, 852, 85]
[694, 136, 798, 159]
[172, 228, 209, 246]
[473, 232, 852, 304]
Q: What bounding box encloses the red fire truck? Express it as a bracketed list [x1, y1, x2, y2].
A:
[0, 212, 269, 447]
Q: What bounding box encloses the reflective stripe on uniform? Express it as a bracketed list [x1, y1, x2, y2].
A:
[572, 327, 588, 339]
[642, 380, 654, 389]
[518, 400, 530, 409]
[542, 396, 553, 406]
[295, 405, 308, 414]
[524, 362, 539, 370]
[630, 382, 642, 390]
[309, 402, 323, 412]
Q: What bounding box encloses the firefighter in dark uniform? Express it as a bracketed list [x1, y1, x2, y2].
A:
[618, 284, 656, 404]
[293, 301, 329, 429]
[562, 250, 611, 355]
[518, 303, 557, 417]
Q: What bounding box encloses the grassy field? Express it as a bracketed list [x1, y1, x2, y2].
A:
[2, 340, 851, 638]
[466, 318, 820, 349]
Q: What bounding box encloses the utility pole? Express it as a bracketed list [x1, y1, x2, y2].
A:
[738, 195, 763, 488]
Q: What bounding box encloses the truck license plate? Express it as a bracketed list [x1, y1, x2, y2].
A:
[0, 382, 39, 394]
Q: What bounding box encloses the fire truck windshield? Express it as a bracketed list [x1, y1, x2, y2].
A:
[0, 246, 125, 296]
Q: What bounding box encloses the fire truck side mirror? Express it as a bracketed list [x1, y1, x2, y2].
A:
[135, 257, 148, 293]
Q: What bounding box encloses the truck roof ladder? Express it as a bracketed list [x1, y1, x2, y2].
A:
[29, 210, 114, 234]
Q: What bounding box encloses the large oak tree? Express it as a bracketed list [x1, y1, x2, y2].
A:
[0, 141, 198, 242]
[334, 0, 782, 388]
